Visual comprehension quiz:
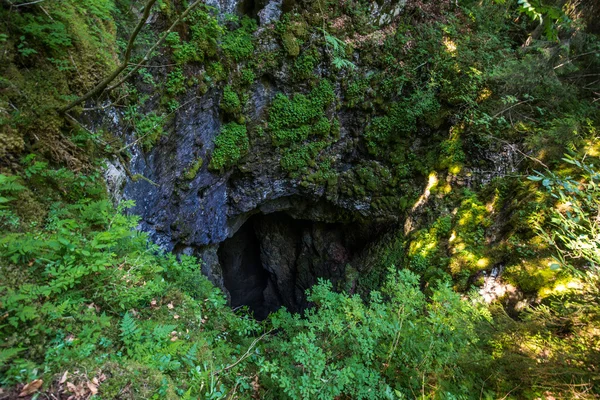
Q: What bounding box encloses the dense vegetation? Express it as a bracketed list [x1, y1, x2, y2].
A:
[1, 0, 599, 398]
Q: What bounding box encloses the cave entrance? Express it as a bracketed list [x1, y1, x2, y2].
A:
[218, 214, 279, 320]
[218, 212, 375, 319]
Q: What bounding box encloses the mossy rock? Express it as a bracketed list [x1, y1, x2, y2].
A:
[281, 31, 300, 57]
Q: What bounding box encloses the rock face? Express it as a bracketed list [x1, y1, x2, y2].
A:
[98, 0, 510, 317]
[109, 61, 394, 311]
[369, 0, 407, 26]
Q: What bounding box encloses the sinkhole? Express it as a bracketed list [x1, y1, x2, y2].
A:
[217, 212, 379, 319]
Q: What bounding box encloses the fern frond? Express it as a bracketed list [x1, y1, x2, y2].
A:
[120, 312, 140, 340]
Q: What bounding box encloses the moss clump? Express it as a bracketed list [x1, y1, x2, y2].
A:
[281, 31, 300, 57]
[220, 85, 242, 115]
[165, 10, 222, 65]
[280, 141, 329, 173]
[208, 122, 249, 171]
[207, 62, 226, 83]
[184, 157, 204, 180]
[268, 80, 336, 147]
[221, 16, 256, 61]
[292, 49, 319, 81]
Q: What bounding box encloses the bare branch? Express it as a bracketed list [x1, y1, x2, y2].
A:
[105, 0, 204, 93]
[61, 0, 158, 112]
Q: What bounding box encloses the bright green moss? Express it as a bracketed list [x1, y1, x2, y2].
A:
[292, 50, 318, 81]
[345, 78, 369, 108]
[165, 67, 186, 95]
[280, 141, 328, 173]
[268, 80, 336, 147]
[208, 122, 249, 171]
[221, 17, 256, 61]
[220, 85, 242, 115]
[240, 68, 256, 86]
[207, 62, 226, 83]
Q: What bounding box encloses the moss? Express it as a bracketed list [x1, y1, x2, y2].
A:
[207, 62, 226, 83]
[165, 67, 186, 95]
[208, 122, 249, 171]
[292, 49, 319, 81]
[183, 157, 204, 180]
[281, 31, 300, 57]
[240, 68, 256, 86]
[220, 85, 242, 115]
[280, 141, 328, 174]
[221, 17, 256, 61]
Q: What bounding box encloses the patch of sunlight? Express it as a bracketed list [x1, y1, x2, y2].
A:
[476, 258, 490, 269]
[458, 211, 472, 226]
[454, 242, 466, 252]
[449, 231, 457, 242]
[443, 37, 457, 55]
[584, 138, 600, 157]
[469, 67, 482, 76]
[449, 164, 462, 175]
[411, 172, 438, 212]
[425, 240, 437, 251]
[486, 193, 499, 213]
[411, 240, 424, 252]
[555, 201, 572, 213]
[477, 87, 492, 102]
[540, 277, 583, 298]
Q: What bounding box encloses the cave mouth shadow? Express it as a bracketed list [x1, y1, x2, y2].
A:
[218, 213, 279, 320]
[217, 212, 375, 320]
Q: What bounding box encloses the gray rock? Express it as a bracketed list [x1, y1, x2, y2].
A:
[258, 0, 282, 25]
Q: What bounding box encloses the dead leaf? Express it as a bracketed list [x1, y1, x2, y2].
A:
[19, 379, 43, 397]
[59, 371, 68, 384]
[92, 377, 99, 385]
[173, 314, 180, 319]
[167, 302, 174, 309]
[86, 381, 98, 395]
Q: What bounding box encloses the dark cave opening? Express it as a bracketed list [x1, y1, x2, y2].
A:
[237, 0, 266, 19]
[218, 212, 381, 319]
[218, 214, 277, 319]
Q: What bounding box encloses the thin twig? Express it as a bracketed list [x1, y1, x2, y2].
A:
[12, 0, 45, 7]
[213, 330, 274, 375]
[61, 0, 158, 112]
[492, 99, 533, 118]
[105, 0, 204, 93]
[553, 50, 600, 70]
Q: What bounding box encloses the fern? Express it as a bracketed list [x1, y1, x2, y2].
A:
[319, 29, 356, 71]
[0, 175, 25, 197]
[120, 312, 141, 342]
[0, 348, 23, 367]
[152, 324, 178, 341]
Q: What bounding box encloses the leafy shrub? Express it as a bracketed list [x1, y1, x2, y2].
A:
[259, 269, 489, 399]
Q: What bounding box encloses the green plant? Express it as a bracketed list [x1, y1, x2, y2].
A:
[208, 122, 249, 171]
[184, 157, 204, 180]
[221, 16, 256, 61]
[220, 85, 242, 115]
[259, 269, 489, 399]
[268, 80, 335, 147]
